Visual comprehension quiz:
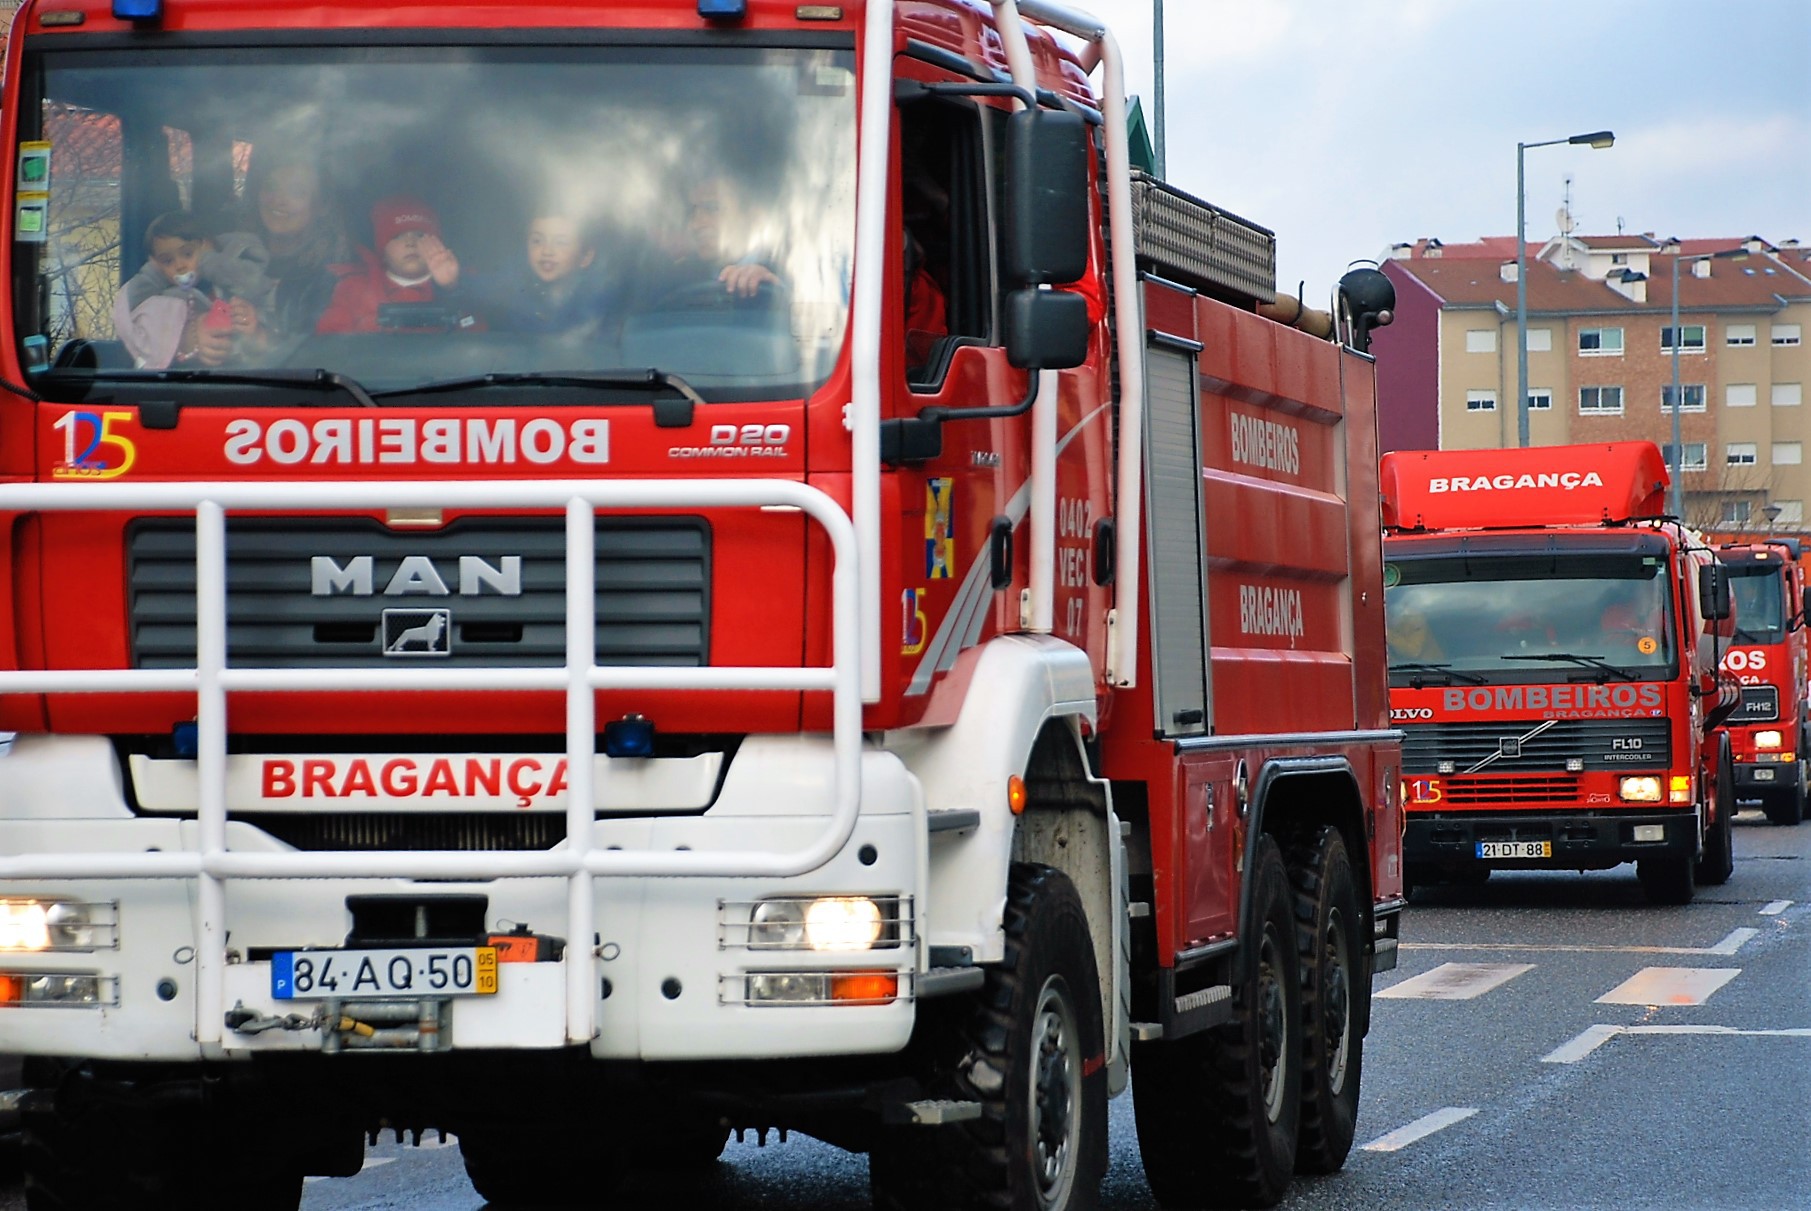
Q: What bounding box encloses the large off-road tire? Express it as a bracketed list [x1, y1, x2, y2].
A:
[1132, 835, 1302, 1209]
[869, 862, 1107, 1211]
[1696, 740, 1736, 885]
[460, 1124, 625, 1208]
[1636, 851, 1696, 905]
[22, 1069, 303, 1211]
[1288, 826, 1364, 1175]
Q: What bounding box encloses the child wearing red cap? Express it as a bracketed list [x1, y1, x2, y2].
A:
[315, 195, 478, 334]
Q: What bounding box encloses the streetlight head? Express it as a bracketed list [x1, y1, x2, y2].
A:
[1570, 130, 1615, 149]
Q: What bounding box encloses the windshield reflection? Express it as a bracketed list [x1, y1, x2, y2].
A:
[1386, 553, 1677, 682]
[19, 45, 856, 401]
[1729, 566, 1786, 642]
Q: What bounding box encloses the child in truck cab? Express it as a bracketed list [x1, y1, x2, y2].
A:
[481, 208, 617, 337]
[112, 211, 274, 368]
[315, 195, 479, 334]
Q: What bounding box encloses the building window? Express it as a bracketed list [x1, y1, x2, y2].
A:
[1660, 324, 1706, 352]
[1526, 389, 1553, 411]
[1660, 383, 1706, 412]
[1579, 385, 1623, 414]
[1776, 500, 1804, 525]
[1662, 443, 1708, 472]
[1773, 442, 1802, 466]
[1726, 442, 1758, 466]
[1726, 323, 1757, 347]
[1579, 327, 1623, 355]
[1610, 253, 1628, 265]
[1527, 328, 1552, 352]
[1774, 324, 1803, 347]
[1723, 500, 1752, 525]
[1775, 383, 1804, 407]
[1465, 329, 1497, 353]
[1465, 390, 1496, 412]
[1727, 383, 1758, 407]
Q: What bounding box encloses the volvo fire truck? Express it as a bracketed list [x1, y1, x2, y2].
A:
[1382, 442, 1737, 905]
[0, 2, 1402, 1208]
[1717, 539, 1811, 826]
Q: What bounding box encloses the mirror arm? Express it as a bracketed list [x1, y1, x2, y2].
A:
[880, 369, 1039, 465]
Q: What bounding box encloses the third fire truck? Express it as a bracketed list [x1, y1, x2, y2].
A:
[1717, 539, 1811, 825]
[1382, 442, 1738, 904]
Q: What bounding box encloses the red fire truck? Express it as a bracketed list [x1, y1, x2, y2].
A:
[1717, 539, 1811, 826]
[1381, 442, 1738, 905]
[0, 1, 1401, 1207]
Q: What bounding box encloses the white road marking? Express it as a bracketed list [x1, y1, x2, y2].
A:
[1760, 900, 1793, 916]
[1377, 962, 1534, 1001]
[1360, 1106, 1479, 1152]
[1542, 1024, 1623, 1064]
[1542, 1021, 1811, 1066]
[1595, 966, 1740, 1006]
[1707, 928, 1759, 955]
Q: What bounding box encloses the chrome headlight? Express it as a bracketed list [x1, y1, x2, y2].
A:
[1755, 730, 1784, 750]
[1618, 776, 1663, 803]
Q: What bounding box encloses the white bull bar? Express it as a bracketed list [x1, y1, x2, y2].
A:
[0, 477, 862, 1047]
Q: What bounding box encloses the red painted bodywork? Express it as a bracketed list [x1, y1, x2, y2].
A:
[1715, 543, 1809, 780]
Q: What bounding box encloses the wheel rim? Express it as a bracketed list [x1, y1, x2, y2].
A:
[1322, 907, 1353, 1095]
[1029, 974, 1081, 1208]
[1257, 923, 1290, 1123]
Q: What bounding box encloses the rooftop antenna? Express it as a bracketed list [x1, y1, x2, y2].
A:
[1617, 215, 1626, 235]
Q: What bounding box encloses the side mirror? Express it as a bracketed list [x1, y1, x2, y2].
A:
[1004, 288, 1089, 370]
[1004, 107, 1090, 286]
[1801, 585, 1811, 622]
[1699, 565, 1731, 622]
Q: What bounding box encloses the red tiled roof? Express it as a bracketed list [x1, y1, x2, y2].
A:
[1390, 252, 1809, 312]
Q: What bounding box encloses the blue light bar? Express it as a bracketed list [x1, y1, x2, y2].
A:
[171, 721, 199, 760]
[698, 0, 748, 21]
[112, 0, 163, 21]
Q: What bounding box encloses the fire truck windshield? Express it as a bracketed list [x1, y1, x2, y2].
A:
[13, 43, 856, 402]
[1385, 551, 1677, 685]
[1729, 563, 1787, 642]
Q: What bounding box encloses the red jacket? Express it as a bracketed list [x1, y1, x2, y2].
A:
[315, 248, 479, 334]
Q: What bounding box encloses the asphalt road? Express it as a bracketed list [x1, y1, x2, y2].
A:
[2, 810, 1805, 1211]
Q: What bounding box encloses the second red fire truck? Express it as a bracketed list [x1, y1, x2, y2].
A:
[1382, 442, 1738, 904]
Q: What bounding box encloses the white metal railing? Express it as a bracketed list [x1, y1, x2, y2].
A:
[0, 477, 862, 1045]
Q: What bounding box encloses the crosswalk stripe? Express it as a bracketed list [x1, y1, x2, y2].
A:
[1595, 966, 1739, 1006]
[1360, 1106, 1478, 1152]
[1542, 1024, 1621, 1064]
[1760, 900, 1792, 916]
[1376, 962, 1533, 1000]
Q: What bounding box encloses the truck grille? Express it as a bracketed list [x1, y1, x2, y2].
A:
[127, 517, 710, 669]
[237, 813, 564, 852]
[1402, 718, 1670, 774]
[1440, 776, 1580, 806]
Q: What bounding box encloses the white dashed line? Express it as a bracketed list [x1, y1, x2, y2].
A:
[1542, 1023, 1623, 1064]
[1707, 928, 1759, 955]
[1760, 900, 1793, 916]
[1595, 966, 1740, 1006]
[1377, 962, 1534, 1001]
[1360, 1106, 1478, 1152]
[1403, 929, 1758, 957]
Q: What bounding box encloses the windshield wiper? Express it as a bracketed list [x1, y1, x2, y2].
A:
[50, 367, 379, 408]
[1499, 652, 1639, 681]
[1388, 661, 1486, 686]
[371, 369, 706, 416]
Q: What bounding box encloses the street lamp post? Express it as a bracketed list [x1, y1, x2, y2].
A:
[1516, 130, 1614, 448]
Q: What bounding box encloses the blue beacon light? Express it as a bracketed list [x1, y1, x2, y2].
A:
[698, 0, 748, 22]
[112, 0, 164, 22]
[602, 715, 656, 759]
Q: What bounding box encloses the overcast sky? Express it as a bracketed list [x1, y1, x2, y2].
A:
[1061, 0, 1811, 306]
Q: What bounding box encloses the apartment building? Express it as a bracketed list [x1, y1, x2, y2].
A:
[1374, 233, 1811, 531]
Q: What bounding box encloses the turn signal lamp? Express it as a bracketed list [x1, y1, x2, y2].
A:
[1755, 730, 1784, 750]
[1668, 775, 1692, 805]
[0, 972, 118, 1006]
[111, 0, 162, 21]
[1008, 775, 1028, 815]
[1618, 776, 1662, 803]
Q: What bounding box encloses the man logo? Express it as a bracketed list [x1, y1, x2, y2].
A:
[383, 609, 452, 657]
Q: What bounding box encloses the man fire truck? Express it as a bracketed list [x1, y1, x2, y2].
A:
[1717, 539, 1811, 826]
[0, 2, 1402, 1208]
[1381, 442, 1737, 905]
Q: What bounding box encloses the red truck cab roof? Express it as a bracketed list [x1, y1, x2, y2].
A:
[1381, 442, 1671, 532]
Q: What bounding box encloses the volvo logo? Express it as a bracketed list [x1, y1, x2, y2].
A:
[383, 609, 453, 657]
[312, 555, 522, 597]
